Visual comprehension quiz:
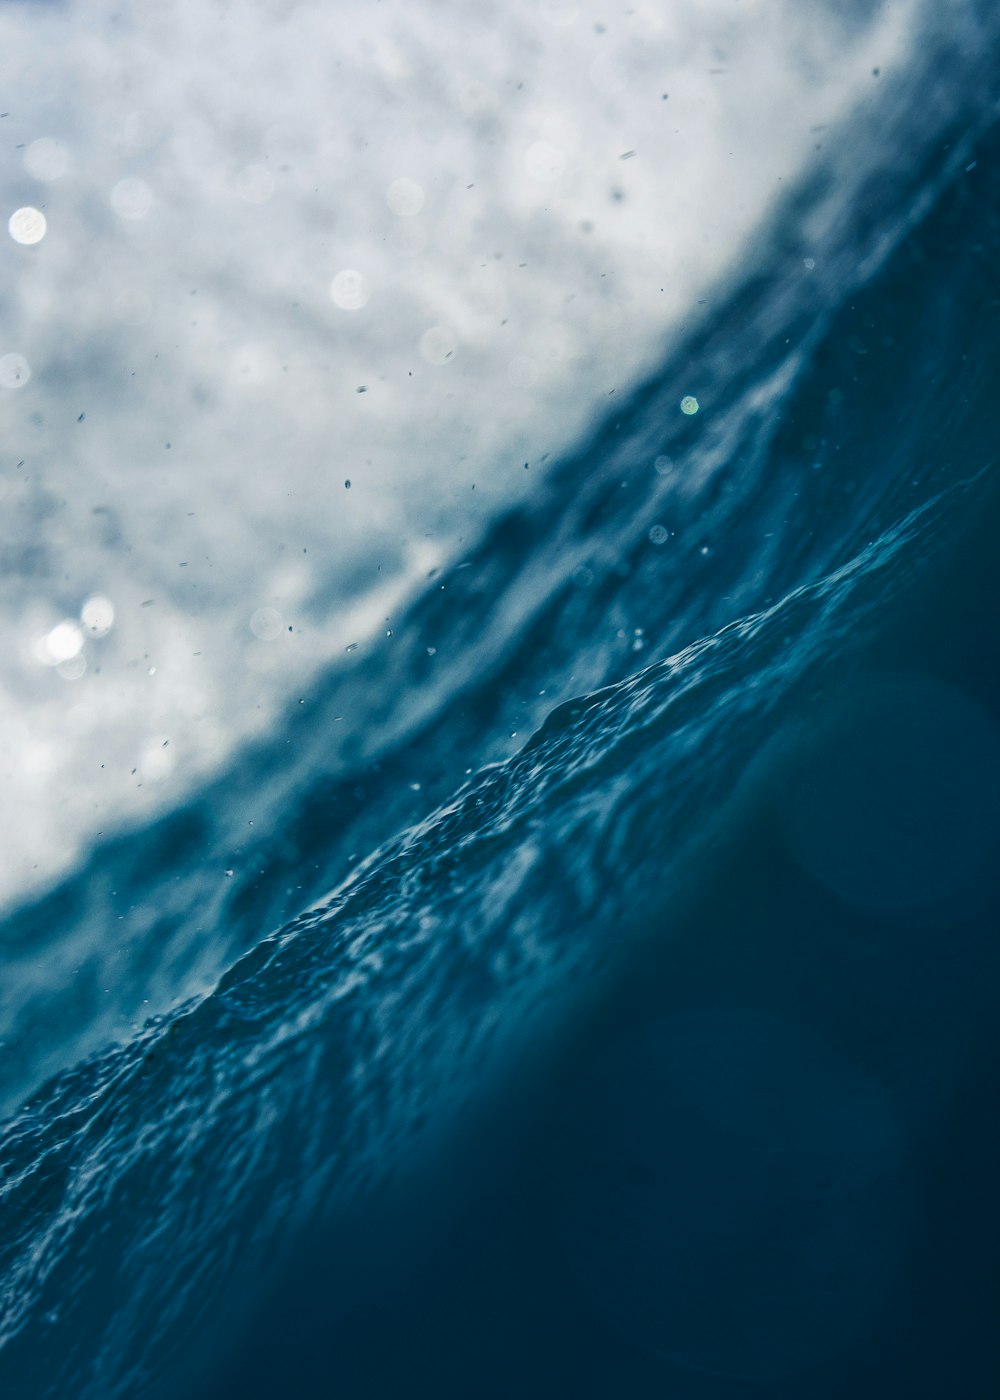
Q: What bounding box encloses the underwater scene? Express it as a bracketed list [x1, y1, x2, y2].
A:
[1, 1, 999, 1396]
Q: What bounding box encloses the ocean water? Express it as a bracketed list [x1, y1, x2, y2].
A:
[0, 0, 918, 912]
[2, 1, 1000, 1397]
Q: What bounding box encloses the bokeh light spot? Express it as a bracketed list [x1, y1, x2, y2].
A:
[24, 138, 69, 182]
[34, 620, 84, 666]
[81, 595, 115, 637]
[0, 353, 31, 390]
[330, 269, 370, 310]
[419, 326, 456, 365]
[110, 178, 153, 221]
[386, 178, 424, 217]
[8, 206, 47, 245]
[57, 653, 86, 681]
[250, 607, 283, 640]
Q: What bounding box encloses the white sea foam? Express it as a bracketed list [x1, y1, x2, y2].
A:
[0, 0, 918, 905]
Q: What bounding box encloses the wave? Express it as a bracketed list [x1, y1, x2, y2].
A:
[2, 7, 1000, 1396]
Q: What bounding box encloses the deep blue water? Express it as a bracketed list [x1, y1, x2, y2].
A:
[3, 15, 1000, 1398]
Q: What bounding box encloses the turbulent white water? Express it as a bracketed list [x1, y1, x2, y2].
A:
[0, 0, 916, 906]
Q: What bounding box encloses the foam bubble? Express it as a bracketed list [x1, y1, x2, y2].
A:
[110, 178, 153, 220]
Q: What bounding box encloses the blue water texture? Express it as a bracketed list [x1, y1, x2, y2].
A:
[3, 16, 1000, 1399]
